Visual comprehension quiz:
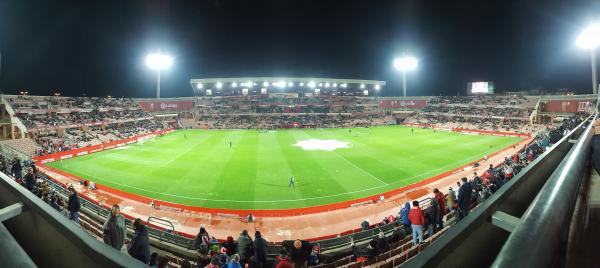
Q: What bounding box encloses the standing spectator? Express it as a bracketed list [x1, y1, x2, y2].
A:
[399, 202, 411, 234]
[11, 158, 22, 180]
[194, 227, 210, 250]
[426, 198, 439, 236]
[24, 167, 36, 192]
[103, 204, 127, 250]
[457, 177, 473, 220]
[128, 218, 150, 264]
[282, 239, 312, 268]
[237, 230, 253, 264]
[223, 236, 238, 256]
[408, 200, 425, 246]
[67, 186, 80, 223]
[433, 188, 446, 229]
[446, 187, 456, 213]
[253, 231, 267, 268]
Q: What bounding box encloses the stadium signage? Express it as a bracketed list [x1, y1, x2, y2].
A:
[139, 100, 194, 112]
[378, 99, 427, 109]
[33, 128, 174, 164]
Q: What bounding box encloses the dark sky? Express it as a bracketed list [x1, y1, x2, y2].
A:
[0, 0, 598, 97]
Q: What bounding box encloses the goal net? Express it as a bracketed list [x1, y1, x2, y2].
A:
[433, 125, 452, 132]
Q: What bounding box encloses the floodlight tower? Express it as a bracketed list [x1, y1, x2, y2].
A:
[145, 52, 173, 99]
[394, 56, 418, 98]
[577, 23, 600, 95]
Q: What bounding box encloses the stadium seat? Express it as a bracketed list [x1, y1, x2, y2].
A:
[335, 256, 351, 266]
[419, 240, 430, 252]
[315, 262, 335, 268]
[378, 260, 393, 268]
[376, 252, 390, 262]
[390, 247, 403, 257]
[392, 253, 407, 266]
[346, 261, 362, 268]
[402, 242, 412, 251]
[406, 246, 419, 260]
[363, 258, 376, 266]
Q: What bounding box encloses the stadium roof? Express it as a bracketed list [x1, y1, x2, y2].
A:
[189, 77, 385, 93]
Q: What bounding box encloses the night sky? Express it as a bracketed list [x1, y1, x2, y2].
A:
[0, 0, 598, 98]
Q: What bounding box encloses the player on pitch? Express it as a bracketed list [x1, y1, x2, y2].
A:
[289, 176, 295, 188]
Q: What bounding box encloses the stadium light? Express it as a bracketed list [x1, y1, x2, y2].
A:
[216, 82, 223, 89]
[333, 83, 338, 87]
[360, 84, 365, 89]
[288, 82, 293, 87]
[196, 83, 203, 89]
[263, 81, 270, 87]
[375, 84, 381, 90]
[341, 83, 347, 88]
[394, 56, 419, 98]
[145, 52, 173, 99]
[300, 82, 305, 87]
[232, 82, 238, 88]
[325, 82, 330, 88]
[246, 81, 254, 87]
[576, 23, 600, 95]
[308, 81, 316, 88]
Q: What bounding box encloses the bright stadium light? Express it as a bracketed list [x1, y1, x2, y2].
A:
[196, 83, 203, 89]
[216, 82, 223, 89]
[263, 81, 270, 87]
[394, 55, 419, 98]
[278, 80, 286, 88]
[300, 82, 305, 87]
[232, 82, 238, 88]
[308, 81, 316, 88]
[325, 82, 330, 88]
[145, 52, 173, 99]
[333, 83, 338, 87]
[288, 82, 293, 87]
[318, 83, 323, 87]
[341, 83, 347, 88]
[375, 84, 381, 90]
[360, 84, 365, 89]
[246, 81, 254, 87]
[576, 23, 600, 95]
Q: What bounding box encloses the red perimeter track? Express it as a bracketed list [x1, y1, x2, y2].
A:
[35, 127, 530, 241]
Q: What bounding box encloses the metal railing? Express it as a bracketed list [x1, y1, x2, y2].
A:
[492, 112, 597, 267]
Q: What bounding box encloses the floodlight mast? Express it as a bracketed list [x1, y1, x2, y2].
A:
[576, 24, 600, 95]
[394, 56, 418, 98]
[145, 52, 173, 99]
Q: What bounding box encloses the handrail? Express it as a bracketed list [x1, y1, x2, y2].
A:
[492, 113, 597, 267]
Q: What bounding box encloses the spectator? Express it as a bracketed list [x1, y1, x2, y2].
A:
[102, 204, 127, 251]
[194, 227, 210, 250]
[237, 230, 253, 264]
[457, 177, 473, 220]
[228, 254, 243, 268]
[128, 218, 150, 264]
[408, 200, 425, 246]
[360, 219, 369, 231]
[223, 236, 238, 256]
[351, 239, 379, 261]
[181, 260, 192, 268]
[446, 187, 457, 212]
[67, 185, 80, 223]
[390, 222, 406, 242]
[206, 256, 220, 268]
[11, 159, 22, 180]
[245, 256, 258, 268]
[373, 231, 389, 252]
[433, 188, 446, 229]
[24, 167, 35, 192]
[282, 239, 312, 268]
[426, 198, 439, 236]
[196, 247, 211, 268]
[149, 252, 159, 268]
[253, 231, 267, 268]
[157, 255, 169, 268]
[275, 250, 292, 268]
[399, 202, 411, 234]
[57, 199, 69, 218]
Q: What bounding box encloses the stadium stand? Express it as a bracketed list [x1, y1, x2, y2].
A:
[0, 92, 596, 267]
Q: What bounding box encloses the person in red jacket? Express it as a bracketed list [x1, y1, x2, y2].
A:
[433, 188, 446, 229]
[408, 200, 425, 246]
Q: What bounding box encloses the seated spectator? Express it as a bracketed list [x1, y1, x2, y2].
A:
[372, 231, 389, 252]
[351, 239, 379, 261]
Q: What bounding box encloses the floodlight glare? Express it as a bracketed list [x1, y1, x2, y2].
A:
[216, 82, 223, 89]
[300, 82, 305, 87]
[145, 52, 173, 99]
[333, 83, 338, 87]
[325, 82, 330, 88]
[577, 24, 600, 49]
[375, 84, 381, 90]
[288, 82, 293, 87]
[247, 81, 254, 87]
[197, 83, 203, 89]
[341, 83, 347, 88]
[232, 82, 238, 88]
[263, 81, 270, 87]
[360, 84, 365, 89]
[308, 81, 316, 88]
[278, 80, 286, 88]
[145, 53, 173, 70]
[318, 83, 323, 87]
[394, 56, 418, 71]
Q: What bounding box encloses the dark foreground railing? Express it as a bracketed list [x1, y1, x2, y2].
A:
[492, 113, 597, 268]
[402, 113, 595, 268]
[0, 172, 146, 268]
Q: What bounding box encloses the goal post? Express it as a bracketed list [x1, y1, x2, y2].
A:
[433, 125, 452, 132]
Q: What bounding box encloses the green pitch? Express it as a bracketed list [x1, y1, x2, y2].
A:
[47, 126, 520, 210]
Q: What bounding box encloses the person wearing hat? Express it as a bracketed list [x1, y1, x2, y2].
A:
[282, 239, 312, 268]
[67, 185, 81, 223]
[253, 231, 267, 268]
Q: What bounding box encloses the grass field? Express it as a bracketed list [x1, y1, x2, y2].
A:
[47, 126, 521, 209]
